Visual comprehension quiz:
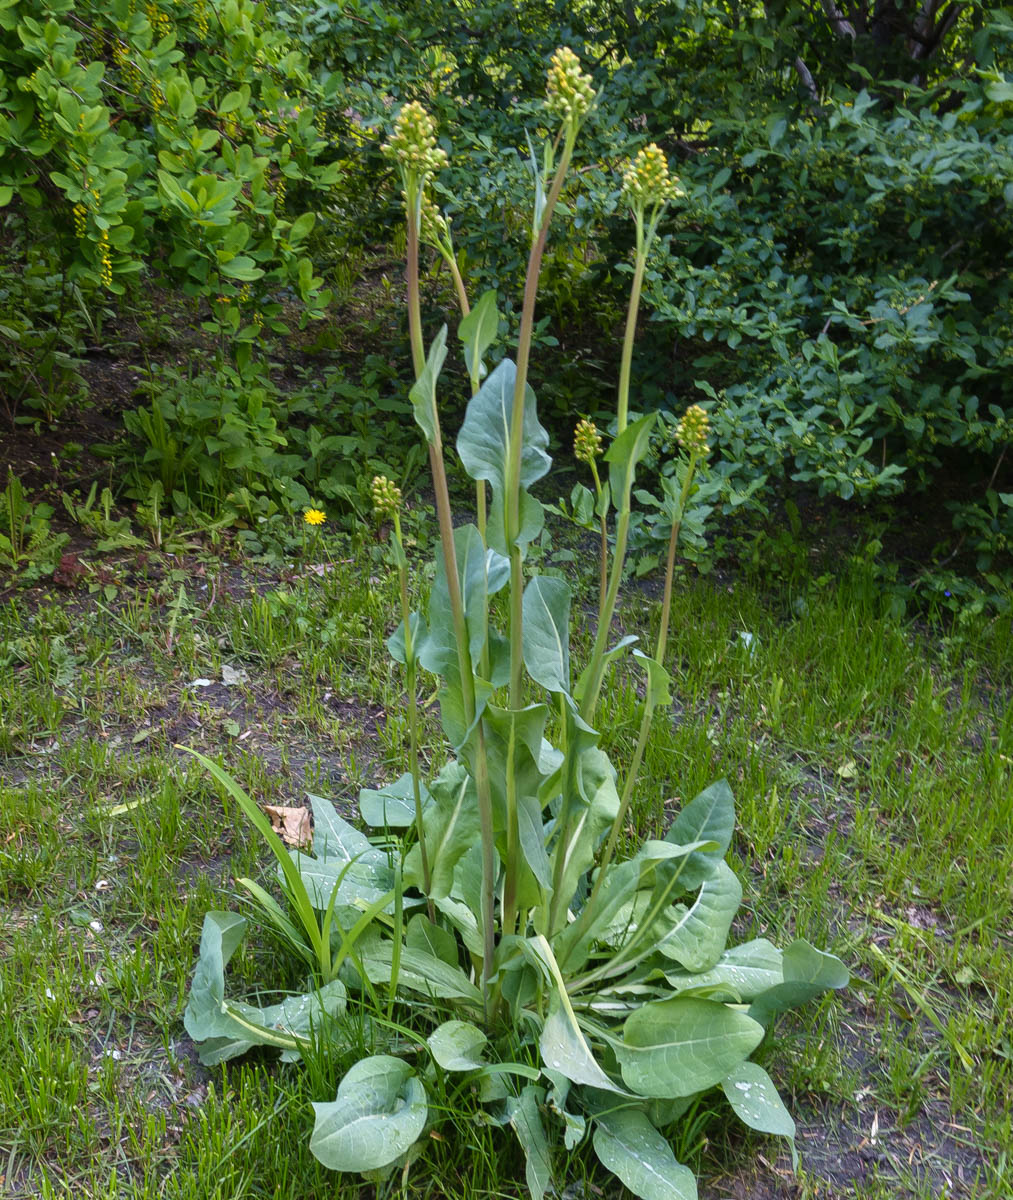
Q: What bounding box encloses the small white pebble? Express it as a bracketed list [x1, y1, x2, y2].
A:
[89, 919, 104, 933]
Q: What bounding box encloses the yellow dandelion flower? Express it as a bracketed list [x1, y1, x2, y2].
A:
[303, 508, 326, 526]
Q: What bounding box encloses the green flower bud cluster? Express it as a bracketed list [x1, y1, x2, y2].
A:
[675, 405, 711, 454]
[621, 143, 683, 212]
[545, 48, 594, 127]
[573, 418, 603, 464]
[371, 474, 402, 521]
[382, 101, 448, 180]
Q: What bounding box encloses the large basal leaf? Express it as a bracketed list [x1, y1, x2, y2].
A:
[748, 939, 849, 1027]
[662, 938, 784, 1001]
[184, 911, 346, 1066]
[522, 575, 571, 695]
[593, 1107, 698, 1200]
[310, 1055, 427, 1173]
[531, 935, 628, 1094]
[458, 287, 500, 382]
[358, 772, 432, 829]
[654, 860, 742, 972]
[504, 1085, 552, 1200]
[428, 1020, 488, 1071]
[402, 762, 479, 898]
[616, 997, 764, 1098]
[543, 1069, 587, 1150]
[664, 780, 735, 892]
[285, 851, 394, 914]
[359, 942, 483, 1005]
[307, 794, 389, 870]
[721, 1062, 798, 1169]
[409, 324, 447, 445]
[553, 841, 716, 976]
[184, 910, 248, 1044]
[405, 912, 459, 966]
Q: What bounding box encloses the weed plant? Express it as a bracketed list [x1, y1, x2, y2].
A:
[180, 57, 849, 1199]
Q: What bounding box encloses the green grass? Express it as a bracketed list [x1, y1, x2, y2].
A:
[1, 523, 1010, 1198]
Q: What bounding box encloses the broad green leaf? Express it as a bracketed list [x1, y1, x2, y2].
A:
[748, 939, 849, 1027]
[616, 998, 764, 1098]
[522, 575, 571, 694]
[403, 762, 479, 897]
[554, 841, 715, 975]
[504, 1085, 552, 1200]
[483, 703, 552, 897]
[428, 1020, 487, 1071]
[457, 358, 549, 492]
[573, 634, 637, 709]
[664, 779, 735, 892]
[550, 744, 620, 923]
[310, 1055, 427, 1172]
[432, 842, 485, 956]
[184, 911, 345, 1066]
[359, 772, 431, 829]
[543, 1070, 587, 1150]
[307, 794, 388, 869]
[655, 861, 742, 972]
[458, 287, 499, 382]
[418, 524, 489, 676]
[456, 357, 550, 555]
[183, 910, 249, 1045]
[593, 1107, 697, 1200]
[409, 325, 448, 445]
[662, 939, 784, 1001]
[606, 412, 656, 503]
[285, 852, 393, 914]
[406, 912, 459, 966]
[532, 935, 627, 1094]
[632, 649, 671, 710]
[386, 611, 425, 665]
[721, 1062, 797, 1168]
[359, 942, 482, 1004]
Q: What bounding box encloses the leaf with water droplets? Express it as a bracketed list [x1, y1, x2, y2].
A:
[721, 1061, 798, 1169]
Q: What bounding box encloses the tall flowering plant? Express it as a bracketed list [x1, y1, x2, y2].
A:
[183, 53, 847, 1198]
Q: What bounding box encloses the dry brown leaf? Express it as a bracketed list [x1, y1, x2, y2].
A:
[263, 804, 312, 849]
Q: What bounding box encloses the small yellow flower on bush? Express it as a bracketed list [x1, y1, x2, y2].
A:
[675, 405, 711, 454]
[303, 508, 326, 526]
[573, 418, 603, 464]
[370, 475, 401, 522]
[545, 47, 594, 127]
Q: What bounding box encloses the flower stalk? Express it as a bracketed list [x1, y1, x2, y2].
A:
[386, 103, 497, 1008]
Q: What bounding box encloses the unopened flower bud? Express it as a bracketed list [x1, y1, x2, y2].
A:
[621, 143, 684, 212]
[370, 475, 402, 521]
[675, 405, 710, 454]
[574, 418, 603, 464]
[545, 48, 594, 128]
[382, 101, 448, 180]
